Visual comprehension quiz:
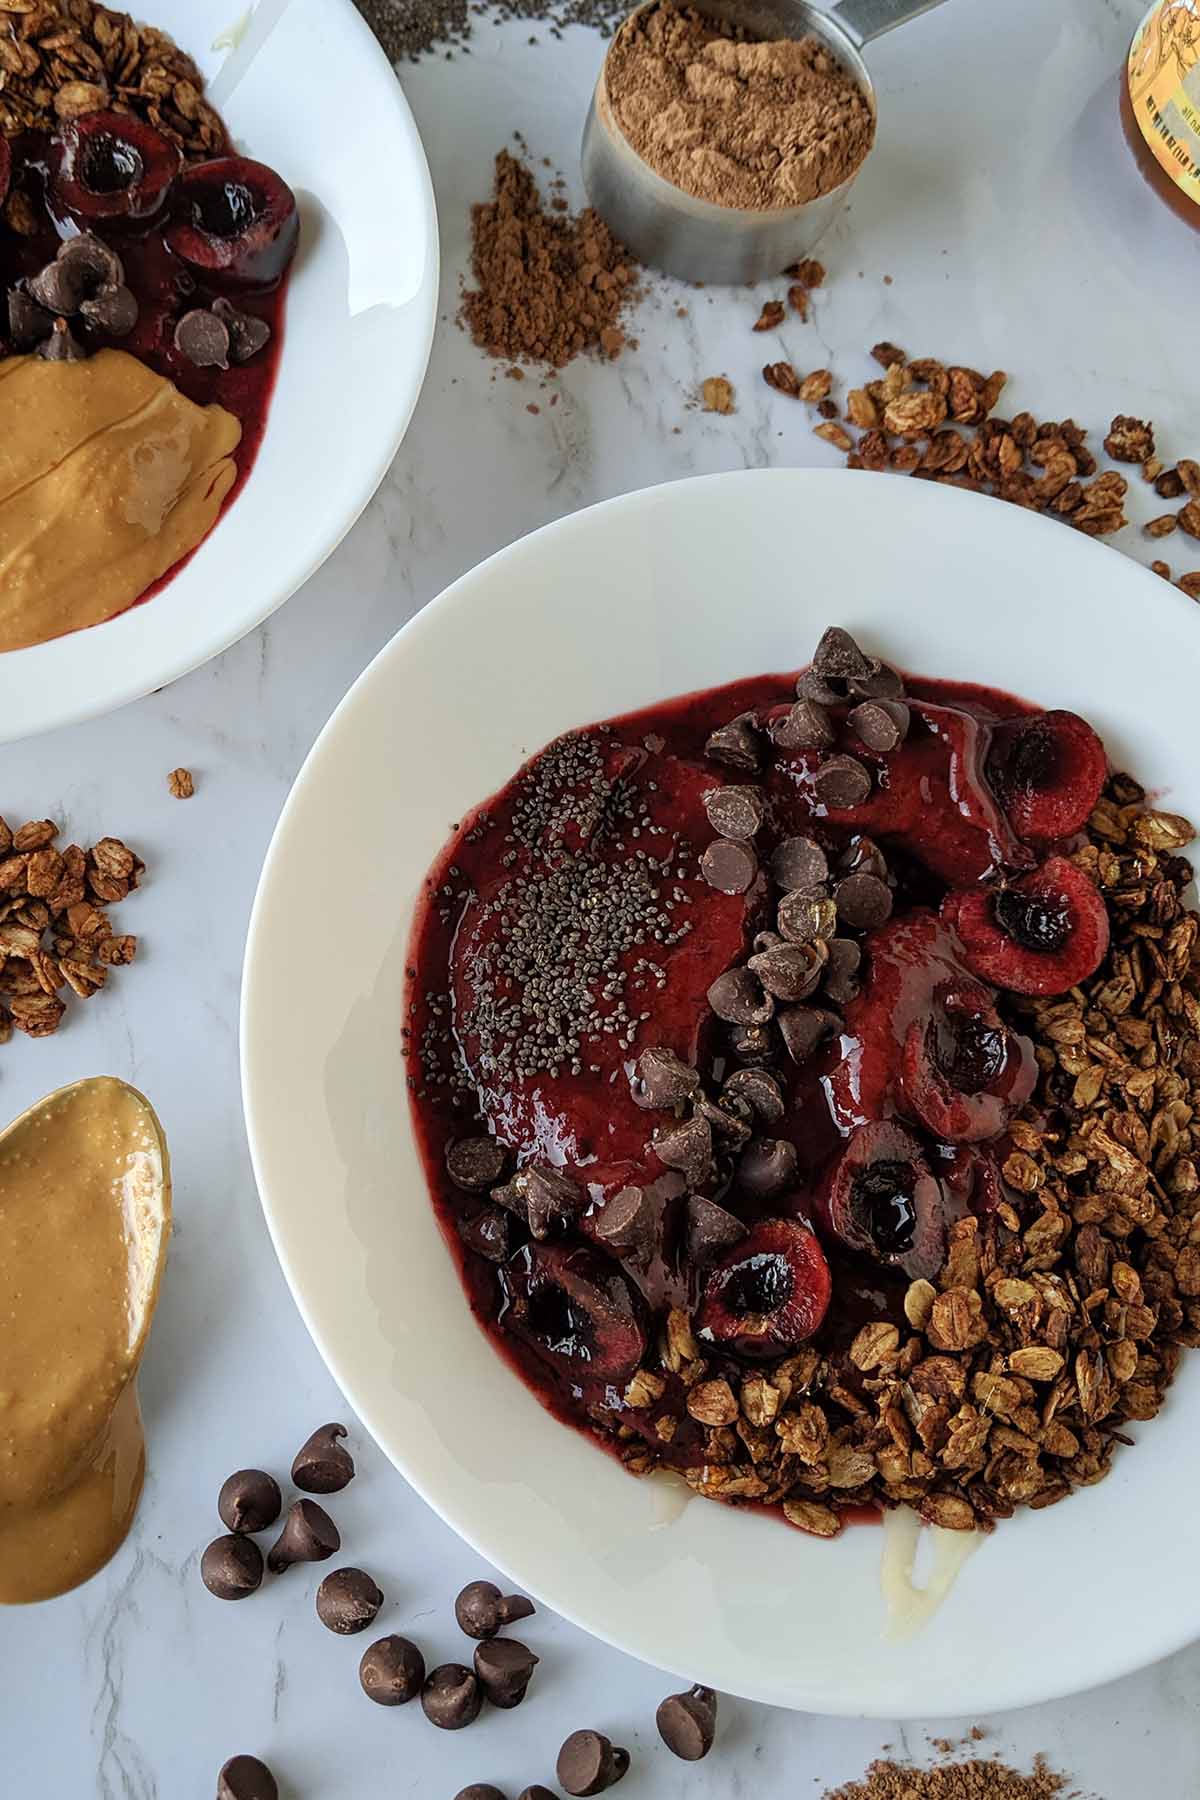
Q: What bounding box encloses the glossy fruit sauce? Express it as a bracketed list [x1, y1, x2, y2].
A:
[404, 662, 1108, 1491]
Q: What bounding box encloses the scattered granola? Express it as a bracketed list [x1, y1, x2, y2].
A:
[823, 1751, 1079, 1799]
[700, 376, 735, 414]
[167, 767, 195, 799]
[753, 300, 785, 332]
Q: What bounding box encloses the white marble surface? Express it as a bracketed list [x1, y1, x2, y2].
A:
[3, 0, 1200, 1791]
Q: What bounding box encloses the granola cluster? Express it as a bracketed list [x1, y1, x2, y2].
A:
[0, 814, 142, 1041]
[614, 781, 1200, 1533]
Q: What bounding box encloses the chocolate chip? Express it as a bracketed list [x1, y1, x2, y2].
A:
[7, 286, 53, 351]
[702, 784, 765, 839]
[707, 965, 772, 1025]
[455, 1579, 535, 1639]
[217, 1754, 278, 1800]
[519, 1790, 560, 1800]
[212, 295, 272, 363]
[652, 1115, 713, 1188]
[37, 317, 86, 361]
[812, 754, 872, 809]
[694, 1092, 752, 1145]
[422, 1663, 482, 1730]
[201, 1533, 263, 1600]
[736, 1137, 798, 1197]
[79, 282, 138, 336]
[473, 1637, 539, 1708]
[218, 1469, 281, 1535]
[748, 939, 826, 1001]
[700, 837, 757, 894]
[266, 1498, 340, 1573]
[557, 1729, 630, 1796]
[461, 1206, 518, 1261]
[770, 698, 835, 751]
[359, 1634, 425, 1705]
[316, 1567, 384, 1635]
[849, 662, 905, 700]
[770, 835, 829, 890]
[849, 698, 909, 752]
[835, 871, 894, 929]
[456, 1789, 507, 1800]
[722, 1067, 785, 1124]
[812, 624, 873, 681]
[796, 665, 847, 706]
[496, 1165, 583, 1239]
[292, 1423, 355, 1494]
[632, 1045, 699, 1109]
[728, 1020, 776, 1064]
[704, 713, 761, 772]
[59, 231, 123, 291]
[778, 1004, 840, 1063]
[175, 307, 230, 369]
[593, 1184, 656, 1260]
[686, 1194, 747, 1264]
[839, 835, 889, 882]
[823, 936, 863, 1003]
[446, 1135, 509, 1191]
[777, 890, 837, 944]
[656, 1684, 718, 1761]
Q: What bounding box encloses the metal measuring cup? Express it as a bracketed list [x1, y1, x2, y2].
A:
[581, 0, 947, 286]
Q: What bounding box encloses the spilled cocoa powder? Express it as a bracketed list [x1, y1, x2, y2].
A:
[460, 150, 638, 369]
[823, 1752, 1084, 1800]
[604, 0, 875, 209]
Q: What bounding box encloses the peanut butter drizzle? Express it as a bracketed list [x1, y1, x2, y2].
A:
[0, 1078, 170, 1604]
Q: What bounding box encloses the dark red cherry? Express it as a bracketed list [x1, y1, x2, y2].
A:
[942, 856, 1110, 997]
[166, 156, 299, 286]
[900, 979, 1036, 1143]
[498, 1242, 646, 1384]
[52, 111, 180, 224]
[986, 710, 1107, 844]
[824, 1120, 948, 1280]
[696, 1217, 831, 1357]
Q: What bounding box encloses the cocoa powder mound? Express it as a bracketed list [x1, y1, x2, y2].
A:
[461, 150, 638, 369]
[605, 0, 874, 209]
[823, 1753, 1083, 1800]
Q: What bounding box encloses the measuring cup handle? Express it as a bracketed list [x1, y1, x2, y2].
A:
[827, 0, 948, 49]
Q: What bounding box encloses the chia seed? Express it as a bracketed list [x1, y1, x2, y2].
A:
[356, 0, 629, 65]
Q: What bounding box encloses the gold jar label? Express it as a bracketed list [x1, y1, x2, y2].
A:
[1128, 0, 1200, 201]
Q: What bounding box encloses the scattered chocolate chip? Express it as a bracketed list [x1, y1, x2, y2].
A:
[79, 282, 138, 336]
[212, 295, 272, 363]
[728, 1020, 776, 1064]
[699, 837, 758, 894]
[359, 1634, 425, 1706]
[823, 936, 863, 1003]
[217, 1754, 278, 1800]
[706, 965, 772, 1025]
[455, 1789, 506, 1800]
[422, 1663, 482, 1730]
[593, 1184, 656, 1260]
[748, 939, 826, 1001]
[656, 1684, 718, 1761]
[292, 1423, 355, 1494]
[849, 698, 909, 752]
[652, 1114, 713, 1187]
[632, 1044, 699, 1109]
[722, 1066, 785, 1124]
[37, 317, 86, 361]
[686, 1194, 747, 1264]
[777, 890, 837, 944]
[495, 1164, 583, 1239]
[218, 1468, 281, 1535]
[60, 231, 123, 290]
[848, 662, 905, 700]
[461, 1207, 518, 1261]
[557, 1729, 630, 1796]
[7, 286, 53, 351]
[702, 783, 765, 839]
[446, 1136, 509, 1192]
[770, 698, 835, 751]
[796, 665, 847, 706]
[770, 835, 829, 890]
[812, 754, 872, 809]
[316, 1567, 384, 1635]
[266, 1498, 340, 1573]
[694, 1092, 752, 1144]
[812, 624, 873, 681]
[473, 1637, 539, 1708]
[839, 835, 888, 881]
[175, 306, 230, 369]
[736, 1137, 798, 1197]
[834, 871, 893, 929]
[518, 1790, 560, 1800]
[201, 1533, 263, 1600]
[704, 714, 761, 771]
[778, 1004, 840, 1063]
[455, 1579, 535, 1639]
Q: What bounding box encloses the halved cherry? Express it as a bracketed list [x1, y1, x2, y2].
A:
[986, 710, 1107, 844]
[167, 156, 299, 287]
[900, 979, 1036, 1143]
[497, 1242, 646, 1384]
[52, 111, 180, 224]
[696, 1217, 831, 1358]
[825, 1120, 947, 1280]
[942, 856, 1110, 997]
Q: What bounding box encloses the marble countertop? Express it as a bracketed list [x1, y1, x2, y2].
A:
[3, 0, 1199, 1792]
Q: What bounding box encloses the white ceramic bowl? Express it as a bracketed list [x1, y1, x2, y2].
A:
[242, 470, 1200, 1716]
[0, 0, 437, 742]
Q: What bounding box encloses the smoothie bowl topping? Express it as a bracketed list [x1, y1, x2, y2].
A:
[406, 625, 1200, 1537]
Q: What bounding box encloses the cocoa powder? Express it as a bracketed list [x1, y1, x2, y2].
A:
[604, 1, 874, 210]
[460, 150, 638, 369]
[823, 1754, 1083, 1800]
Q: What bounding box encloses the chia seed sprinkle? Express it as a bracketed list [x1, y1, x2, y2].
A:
[356, 0, 630, 64]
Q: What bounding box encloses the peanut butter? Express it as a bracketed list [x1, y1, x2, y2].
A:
[0, 349, 241, 654]
[0, 1077, 170, 1604]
